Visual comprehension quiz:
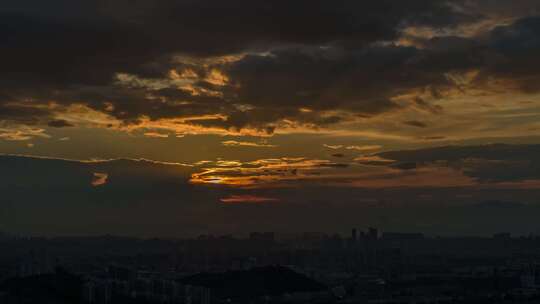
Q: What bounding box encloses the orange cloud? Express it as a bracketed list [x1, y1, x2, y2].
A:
[143, 132, 169, 138]
[346, 145, 382, 152]
[221, 140, 277, 148]
[0, 126, 50, 141]
[91, 172, 109, 187]
[324, 144, 382, 152]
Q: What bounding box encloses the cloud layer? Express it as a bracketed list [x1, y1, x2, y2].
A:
[1, 0, 540, 138]
[2, 144, 540, 236]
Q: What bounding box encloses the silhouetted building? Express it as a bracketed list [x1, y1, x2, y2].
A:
[494, 232, 512, 240]
[382, 232, 425, 241]
[249, 232, 275, 242]
[368, 227, 379, 240]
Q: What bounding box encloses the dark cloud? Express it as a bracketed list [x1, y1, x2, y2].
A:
[47, 119, 74, 128]
[412, 97, 444, 114]
[414, 16, 540, 94]
[403, 120, 428, 128]
[379, 144, 540, 163]
[377, 144, 540, 182]
[317, 163, 349, 168]
[0, 156, 194, 189]
[0, 1, 539, 134]
[473, 200, 526, 209]
[2, 153, 540, 237]
[222, 46, 425, 114]
[205, 43, 464, 130]
[0, 103, 52, 125]
[460, 0, 540, 20]
[391, 162, 418, 170]
[0, 0, 467, 85]
[480, 16, 540, 92]
[421, 136, 447, 141]
[0, 155, 221, 236]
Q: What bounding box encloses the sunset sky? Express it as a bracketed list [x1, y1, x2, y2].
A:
[2, 0, 540, 237]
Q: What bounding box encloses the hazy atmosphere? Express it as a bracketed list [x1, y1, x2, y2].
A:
[2, 0, 540, 237]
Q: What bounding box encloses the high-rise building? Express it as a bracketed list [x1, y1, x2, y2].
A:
[368, 227, 378, 240]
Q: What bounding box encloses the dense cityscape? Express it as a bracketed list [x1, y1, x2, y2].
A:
[3, 229, 540, 303]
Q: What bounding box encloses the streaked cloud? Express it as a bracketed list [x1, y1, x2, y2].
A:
[189, 144, 540, 190]
[2, 145, 540, 236]
[47, 119, 74, 128]
[220, 195, 279, 204]
[354, 155, 397, 165]
[403, 120, 428, 128]
[323, 144, 344, 150]
[143, 131, 169, 138]
[221, 140, 277, 148]
[345, 145, 383, 152]
[190, 157, 352, 188]
[324, 144, 382, 152]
